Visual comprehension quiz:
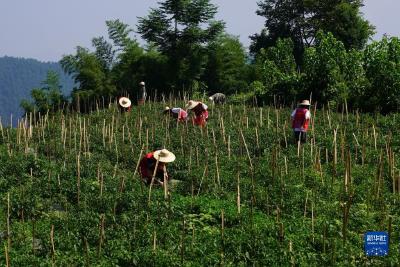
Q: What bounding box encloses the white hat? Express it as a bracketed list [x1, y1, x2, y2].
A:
[185, 100, 200, 110]
[298, 100, 311, 106]
[118, 97, 131, 108]
[139, 81, 145, 86]
[153, 149, 176, 163]
[164, 106, 170, 111]
[209, 96, 213, 101]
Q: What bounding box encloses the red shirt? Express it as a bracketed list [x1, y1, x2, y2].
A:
[291, 108, 311, 132]
[139, 152, 166, 183]
[192, 103, 209, 127]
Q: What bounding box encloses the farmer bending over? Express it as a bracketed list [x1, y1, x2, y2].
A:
[209, 93, 226, 104]
[291, 100, 311, 143]
[163, 106, 188, 122]
[139, 149, 176, 185]
[186, 100, 209, 127]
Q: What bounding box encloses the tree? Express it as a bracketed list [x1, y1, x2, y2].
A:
[362, 37, 400, 113]
[302, 31, 367, 106]
[60, 47, 116, 111]
[250, 0, 374, 62]
[203, 34, 248, 94]
[21, 70, 66, 114]
[254, 38, 301, 104]
[137, 0, 225, 90]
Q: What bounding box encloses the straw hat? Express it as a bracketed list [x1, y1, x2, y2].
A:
[164, 106, 170, 111]
[139, 81, 145, 86]
[298, 100, 311, 106]
[119, 97, 132, 108]
[153, 149, 176, 163]
[185, 100, 200, 110]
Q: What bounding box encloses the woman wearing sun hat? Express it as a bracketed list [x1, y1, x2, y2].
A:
[139, 149, 176, 185]
[185, 100, 209, 127]
[291, 100, 311, 143]
[118, 97, 132, 112]
[163, 106, 188, 122]
[138, 81, 146, 105]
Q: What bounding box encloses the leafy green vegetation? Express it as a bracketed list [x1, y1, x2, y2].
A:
[0, 101, 399, 265]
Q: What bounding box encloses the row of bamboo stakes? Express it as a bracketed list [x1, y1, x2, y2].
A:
[0, 99, 399, 265]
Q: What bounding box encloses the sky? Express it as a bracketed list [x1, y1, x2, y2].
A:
[0, 0, 398, 62]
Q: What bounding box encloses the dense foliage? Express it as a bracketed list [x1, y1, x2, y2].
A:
[137, 0, 225, 90]
[250, 0, 374, 61]
[44, 0, 400, 115]
[0, 101, 399, 265]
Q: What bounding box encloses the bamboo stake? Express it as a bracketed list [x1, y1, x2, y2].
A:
[50, 225, 55, 261]
[215, 155, 221, 186]
[153, 231, 157, 251]
[4, 244, 9, 267]
[77, 154, 81, 204]
[227, 135, 231, 159]
[237, 172, 241, 214]
[197, 165, 208, 196]
[98, 214, 105, 257]
[148, 158, 161, 205]
[240, 130, 253, 170]
[7, 193, 11, 249]
[163, 165, 169, 200]
[220, 210, 225, 265]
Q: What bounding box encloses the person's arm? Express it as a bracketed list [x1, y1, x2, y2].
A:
[290, 109, 296, 121]
[303, 110, 311, 128]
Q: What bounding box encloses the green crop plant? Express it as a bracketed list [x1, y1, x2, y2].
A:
[0, 99, 399, 266]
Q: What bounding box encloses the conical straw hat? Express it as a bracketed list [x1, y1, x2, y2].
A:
[119, 97, 132, 108]
[298, 100, 311, 106]
[153, 149, 176, 163]
[185, 100, 200, 110]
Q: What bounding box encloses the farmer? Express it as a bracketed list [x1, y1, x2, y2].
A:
[186, 100, 209, 127]
[139, 149, 176, 185]
[291, 100, 311, 143]
[209, 93, 226, 104]
[138, 81, 147, 105]
[118, 97, 132, 112]
[163, 106, 188, 122]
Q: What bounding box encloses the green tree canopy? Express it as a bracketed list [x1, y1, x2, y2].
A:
[137, 0, 225, 90]
[21, 70, 66, 114]
[203, 34, 248, 94]
[362, 36, 400, 113]
[254, 38, 301, 104]
[250, 0, 374, 62]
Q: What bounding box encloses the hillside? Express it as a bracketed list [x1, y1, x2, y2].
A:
[0, 101, 398, 265]
[0, 56, 74, 125]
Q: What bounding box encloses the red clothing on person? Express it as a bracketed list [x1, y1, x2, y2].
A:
[191, 103, 209, 127]
[291, 108, 311, 132]
[169, 108, 188, 122]
[178, 109, 188, 122]
[139, 152, 167, 184]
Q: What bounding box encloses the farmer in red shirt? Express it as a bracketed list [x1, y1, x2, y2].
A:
[163, 106, 188, 122]
[291, 100, 311, 143]
[186, 100, 209, 127]
[139, 149, 176, 185]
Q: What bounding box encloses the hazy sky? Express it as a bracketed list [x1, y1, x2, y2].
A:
[0, 0, 398, 62]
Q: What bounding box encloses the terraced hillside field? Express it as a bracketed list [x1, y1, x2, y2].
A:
[0, 101, 399, 266]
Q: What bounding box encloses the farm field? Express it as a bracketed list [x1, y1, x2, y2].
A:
[0, 101, 399, 266]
